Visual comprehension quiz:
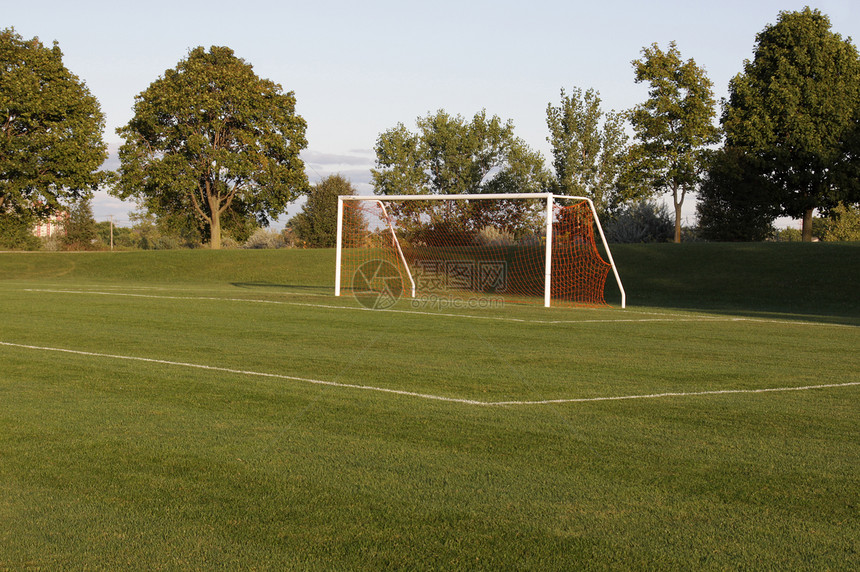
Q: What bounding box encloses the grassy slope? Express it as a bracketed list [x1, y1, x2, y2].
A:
[0, 248, 334, 290]
[0, 244, 858, 569]
[608, 242, 859, 319]
[2, 241, 857, 319]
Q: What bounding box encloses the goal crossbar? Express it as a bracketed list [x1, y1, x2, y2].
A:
[335, 193, 626, 308]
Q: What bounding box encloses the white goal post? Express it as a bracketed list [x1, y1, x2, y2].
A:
[334, 193, 626, 308]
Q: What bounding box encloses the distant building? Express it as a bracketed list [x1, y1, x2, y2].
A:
[32, 211, 68, 238]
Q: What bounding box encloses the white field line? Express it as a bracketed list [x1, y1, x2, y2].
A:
[3, 281, 330, 296]
[0, 341, 488, 406]
[1, 340, 858, 407]
[17, 288, 858, 328]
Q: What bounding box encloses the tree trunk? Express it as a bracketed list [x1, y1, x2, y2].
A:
[674, 204, 682, 243]
[801, 208, 814, 242]
[208, 194, 222, 249]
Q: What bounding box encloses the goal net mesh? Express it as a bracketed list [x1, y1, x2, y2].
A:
[340, 197, 612, 307]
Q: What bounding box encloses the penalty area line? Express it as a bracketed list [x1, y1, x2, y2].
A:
[491, 382, 860, 405]
[1, 340, 858, 407]
[0, 340, 488, 406]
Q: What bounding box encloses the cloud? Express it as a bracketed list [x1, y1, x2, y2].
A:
[306, 167, 373, 186]
[90, 191, 138, 225]
[301, 148, 375, 192]
[92, 144, 378, 225]
[100, 143, 121, 171]
[301, 149, 374, 167]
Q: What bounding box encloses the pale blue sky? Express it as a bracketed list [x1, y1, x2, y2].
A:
[5, 0, 858, 226]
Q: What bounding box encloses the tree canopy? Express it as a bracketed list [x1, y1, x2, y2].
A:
[372, 109, 549, 234]
[546, 87, 631, 215]
[62, 197, 98, 250]
[0, 28, 108, 218]
[114, 46, 310, 249]
[289, 174, 364, 248]
[630, 42, 721, 243]
[696, 147, 777, 241]
[722, 7, 860, 241]
[373, 109, 548, 196]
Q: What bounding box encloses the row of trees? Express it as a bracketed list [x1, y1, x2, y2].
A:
[1, 30, 310, 250]
[3, 7, 859, 249]
[371, 7, 860, 242]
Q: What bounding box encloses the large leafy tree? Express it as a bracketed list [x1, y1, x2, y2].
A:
[630, 42, 721, 242]
[545, 87, 632, 215]
[372, 109, 549, 234]
[115, 46, 310, 249]
[723, 8, 860, 241]
[0, 28, 108, 218]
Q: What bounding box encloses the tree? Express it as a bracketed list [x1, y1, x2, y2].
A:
[115, 46, 310, 249]
[372, 109, 550, 234]
[816, 202, 860, 241]
[95, 220, 135, 249]
[289, 174, 364, 247]
[630, 42, 721, 242]
[723, 8, 860, 241]
[545, 87, 632, 215]
[127, 200, 204, 249]
[696, 147, 777, 241]
[0, 209, 40, 250]
[62, 197, 98, 250]
[0, 28, 108, 217]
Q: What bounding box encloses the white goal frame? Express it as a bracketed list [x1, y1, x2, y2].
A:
[334, 193, 626, 308]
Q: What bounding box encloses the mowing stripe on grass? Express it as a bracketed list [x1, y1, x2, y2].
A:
[18, 288, 857, 328]
[2, 340, 858, 407]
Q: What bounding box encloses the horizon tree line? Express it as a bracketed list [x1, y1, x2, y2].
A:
[2, 7, 858, 249]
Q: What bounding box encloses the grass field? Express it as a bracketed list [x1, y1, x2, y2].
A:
[1, 244, 858, 569]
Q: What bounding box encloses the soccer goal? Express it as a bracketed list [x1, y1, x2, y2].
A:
[334, 193, 625, 308]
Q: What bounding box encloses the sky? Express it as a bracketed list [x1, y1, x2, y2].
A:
[5, 0, 859, 228]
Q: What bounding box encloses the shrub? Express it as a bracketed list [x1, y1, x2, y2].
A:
[475, 225, 516, 247]
[244, 228, 287, 249]
[605, 200, 673, 243]
[773, 227, 802, 242]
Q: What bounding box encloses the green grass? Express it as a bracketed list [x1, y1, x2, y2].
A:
[607, 242, 860, 319]
[0, 244, 858, 569]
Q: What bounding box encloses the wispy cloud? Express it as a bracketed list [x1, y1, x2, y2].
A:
[301, 149, 374, 167]
[100, 143, 121, 171]
[92, 145, 377, 224]
[301, 148, 375, 192]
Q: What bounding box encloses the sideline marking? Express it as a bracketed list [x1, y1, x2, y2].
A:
[17, 288, 857, 328]
[2, 341, 857, 407]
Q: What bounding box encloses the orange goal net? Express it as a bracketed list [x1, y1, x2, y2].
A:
[335, 194, 624, 309]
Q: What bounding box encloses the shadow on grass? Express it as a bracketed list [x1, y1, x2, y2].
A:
[606, 242, 860, 327]
[231, 282, 331, 295]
